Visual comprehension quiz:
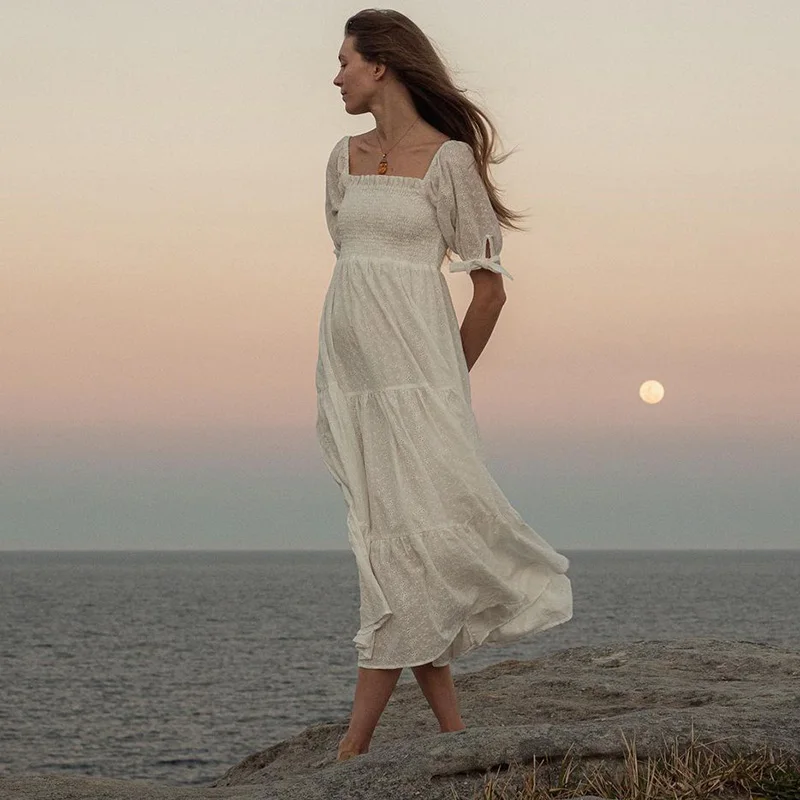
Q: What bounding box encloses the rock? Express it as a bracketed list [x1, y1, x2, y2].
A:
[0, 774, 262, 800]
[2, 638, 799, 800]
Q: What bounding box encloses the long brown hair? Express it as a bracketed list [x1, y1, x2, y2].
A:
[344, 9, 529, 234]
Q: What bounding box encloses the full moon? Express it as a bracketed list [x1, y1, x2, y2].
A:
[639, 380, 665, 404]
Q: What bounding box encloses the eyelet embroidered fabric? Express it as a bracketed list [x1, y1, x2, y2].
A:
[316, 135, 572, 669]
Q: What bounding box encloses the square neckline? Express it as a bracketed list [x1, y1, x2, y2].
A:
[345, 135, 453, 182]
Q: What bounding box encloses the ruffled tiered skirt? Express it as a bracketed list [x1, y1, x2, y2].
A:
[316, 255, 572, 669]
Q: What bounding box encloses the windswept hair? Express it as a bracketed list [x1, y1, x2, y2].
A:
[344, 9, 529, 233]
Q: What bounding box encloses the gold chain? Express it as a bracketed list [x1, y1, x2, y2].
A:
[374, 117, 421, 175]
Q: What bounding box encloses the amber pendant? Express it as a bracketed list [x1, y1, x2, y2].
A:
[378, 155, 388, 175]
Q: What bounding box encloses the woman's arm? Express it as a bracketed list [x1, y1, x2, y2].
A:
[459, 267, 507, 372]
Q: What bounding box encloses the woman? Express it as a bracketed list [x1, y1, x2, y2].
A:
[317, 10, 573, 762]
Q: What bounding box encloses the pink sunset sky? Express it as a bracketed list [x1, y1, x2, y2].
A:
[2, 2, 798, 550]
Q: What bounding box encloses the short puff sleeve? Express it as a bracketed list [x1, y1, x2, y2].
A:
[324, 137, 346, 258]
[432, 141, 513, 281]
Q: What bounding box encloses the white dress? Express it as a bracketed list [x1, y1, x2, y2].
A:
[316, 135, 572, 670]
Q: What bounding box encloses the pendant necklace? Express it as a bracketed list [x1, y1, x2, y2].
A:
[375, 117, 421, 175]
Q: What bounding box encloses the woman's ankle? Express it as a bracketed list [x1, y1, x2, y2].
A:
[439, 721, 466, 733]
[339, 733, 370, 753]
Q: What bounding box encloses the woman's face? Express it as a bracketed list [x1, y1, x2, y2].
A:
[334, 36, 380, 114]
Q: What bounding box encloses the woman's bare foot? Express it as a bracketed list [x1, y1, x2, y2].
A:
[337, 736, 368, 761]
[439, 723, 467, 733]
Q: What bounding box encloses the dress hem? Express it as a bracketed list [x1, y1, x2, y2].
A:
[355, 573, 573, 670]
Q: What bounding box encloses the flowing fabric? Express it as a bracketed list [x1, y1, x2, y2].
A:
[315, 135, 572, 669]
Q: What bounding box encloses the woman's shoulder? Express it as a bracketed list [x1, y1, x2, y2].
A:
[430, 138, 475, 183]
[329, 135, 349, 157]
[439, 138, 473, 159]
[327, 135, 350, 176]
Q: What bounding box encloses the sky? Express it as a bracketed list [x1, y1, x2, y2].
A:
[1, 1, 798, 550]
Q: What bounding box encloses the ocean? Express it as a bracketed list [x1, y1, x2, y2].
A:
[1, 549, 798, 786]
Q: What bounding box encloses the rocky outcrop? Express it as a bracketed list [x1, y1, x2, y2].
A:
[2, 638, 799, 800]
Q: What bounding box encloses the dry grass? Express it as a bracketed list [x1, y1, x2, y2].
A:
[451, 729, 800, 800]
